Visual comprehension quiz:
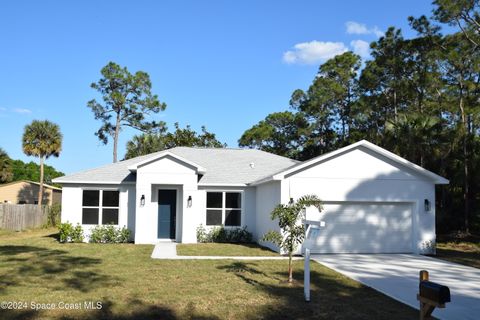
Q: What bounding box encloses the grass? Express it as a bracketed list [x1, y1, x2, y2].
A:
[0, 228, 418, 320]
[435, 234, 480, 269]
[177, 243, 278, 256]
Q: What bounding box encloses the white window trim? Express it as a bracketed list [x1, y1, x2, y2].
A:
[205, 190, 243, 227]
[81, 189, 120, 225]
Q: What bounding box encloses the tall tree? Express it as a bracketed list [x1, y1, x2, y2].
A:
[88, 62, 166, 162]
[0, 148, 13, 183]
[299, 52, 361, 146]
[125, 123, 225, 159]
[22, 120, 62, 208]
[439, 32, 480, 232]
[238, 111, 308, 160]
[357, 27, 409, 138]
[433, 0, 480, 47]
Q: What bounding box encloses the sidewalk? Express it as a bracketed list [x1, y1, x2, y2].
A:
[151, 242, 301, 260]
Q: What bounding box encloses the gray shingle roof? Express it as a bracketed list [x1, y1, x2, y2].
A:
[53, 147, 299, 185]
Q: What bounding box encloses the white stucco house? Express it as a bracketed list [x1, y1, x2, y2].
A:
[53, 140, 448, 254]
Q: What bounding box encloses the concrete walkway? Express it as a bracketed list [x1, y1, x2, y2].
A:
[150, 242, 299, 260]
[312, 254, 480, 320]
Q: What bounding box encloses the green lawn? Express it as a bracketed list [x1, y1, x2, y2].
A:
[435, 234, 480, 269]
[0, 228, 418, 320]
[177, 243, 278, 256]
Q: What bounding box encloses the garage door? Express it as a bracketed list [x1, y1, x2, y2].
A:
[305, 202, 413, 253]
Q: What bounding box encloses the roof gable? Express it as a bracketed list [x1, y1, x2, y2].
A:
[128, 152, 207, 174]
[263, 140, 448, 185]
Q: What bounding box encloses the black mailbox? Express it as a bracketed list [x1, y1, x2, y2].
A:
[419, 281, 451, 305]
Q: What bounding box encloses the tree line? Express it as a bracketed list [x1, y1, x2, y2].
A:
[240, 0, 480, 234]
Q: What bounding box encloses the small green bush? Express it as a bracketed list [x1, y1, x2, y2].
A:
[71, 224, 84, 242]
[45, 203, 61, 227]
[117, 226, 131, 243]
[210, 226, 228, 242]
[89, 225, 104, 243]
[196, 225, 252, 243]
[89, 225, 131, 243]
[196, 224, 208, 243]
[58, 222, 84, 243]
[59, 222, 73, 243]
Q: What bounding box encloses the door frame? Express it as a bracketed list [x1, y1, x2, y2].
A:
[156, 186, 181, 241]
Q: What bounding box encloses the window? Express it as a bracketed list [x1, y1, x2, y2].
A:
[82, 190, 119, 225]
[206, 192, 242, 226]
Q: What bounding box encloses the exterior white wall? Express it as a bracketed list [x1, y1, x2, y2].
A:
[255, 181, 281, 251]
[283, 147, 437, 254]
[134, 156, 199, 244]
[60, 183, 135, 242]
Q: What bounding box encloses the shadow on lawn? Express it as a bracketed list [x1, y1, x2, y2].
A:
[216, 261, 418, 320]
[44, 231, 61, 241]
[0, 245, 115, 294]
[435, 247, 480, 269]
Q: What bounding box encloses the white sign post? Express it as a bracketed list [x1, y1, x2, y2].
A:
[304, 248, 311, 302]
[304, 221, 325, 302]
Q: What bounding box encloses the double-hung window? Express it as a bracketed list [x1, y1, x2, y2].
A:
[82, 190, 119, 225]
[206, 192, 242, 226]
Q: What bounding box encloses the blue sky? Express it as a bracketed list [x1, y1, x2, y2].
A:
[0, 0, 435, 174]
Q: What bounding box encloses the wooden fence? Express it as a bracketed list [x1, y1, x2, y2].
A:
[0, 204, 49, 230]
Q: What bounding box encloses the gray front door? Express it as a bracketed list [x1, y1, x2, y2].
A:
[158, 189, 176, 239]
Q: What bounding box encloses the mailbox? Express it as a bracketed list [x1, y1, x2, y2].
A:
[419, 281, 451, 305]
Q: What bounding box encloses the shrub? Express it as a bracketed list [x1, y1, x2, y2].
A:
[71, 223, 84, 242]
[89, 225, 104, 243]
[89, 225, 131, 243]
[45, 203, 61, 227]
[117, 226, 131, 243]
[58, 222, 73, 243]
[210, 226, 228, 242]
[196, 225, 252, 243]
[196, 224, 208, 243]
[58, 222, 84, 243]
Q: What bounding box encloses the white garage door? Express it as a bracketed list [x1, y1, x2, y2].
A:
[305, 202, 413, 253]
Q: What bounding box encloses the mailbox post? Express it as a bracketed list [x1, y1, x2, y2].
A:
[417, 270, 450, 320]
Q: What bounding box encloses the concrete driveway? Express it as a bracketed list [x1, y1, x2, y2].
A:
[312, 254, 479, 320]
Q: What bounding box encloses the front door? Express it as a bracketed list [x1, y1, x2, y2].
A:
[158, 189, 176, 239]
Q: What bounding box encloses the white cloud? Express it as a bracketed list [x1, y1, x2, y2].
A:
[371, 26, 384, 38]
[346, 21, 383, 37]
[350, 40, 370, 58]
[346, 21, 369, 35]
[13, 108, 32, 114]
[283, 41, 348, 65]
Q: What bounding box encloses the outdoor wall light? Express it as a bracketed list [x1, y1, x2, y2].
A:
[289, 197, 294, 204]
[140, 195, 145, 207]
[187, 195, 193, 208]
[424, 199, 430, 212]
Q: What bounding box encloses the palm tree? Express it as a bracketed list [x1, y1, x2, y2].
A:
[22, 120, 62, 207]
[0, 147, 13, 183]
[262, 195, 323, 283]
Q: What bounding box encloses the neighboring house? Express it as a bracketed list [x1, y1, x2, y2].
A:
[53, 140, 448, 254]
[0, 180, 62, 205]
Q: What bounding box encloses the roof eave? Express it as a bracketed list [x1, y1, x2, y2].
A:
[52, 179, 135, 185]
